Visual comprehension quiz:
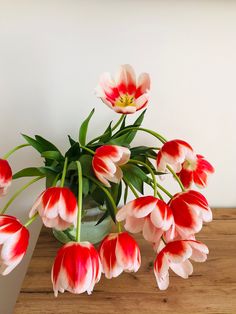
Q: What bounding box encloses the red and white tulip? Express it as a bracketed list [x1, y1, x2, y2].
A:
[154, 240, 209, 290]
[166, 190, 212, 241]
[0, 215, 29, 275]
[177, 154, 214, 189]
[156, 139, 196, 173]
[0, 159, 12, 197]
[116, 196, 173, 244]
[95, 64, 150, 114]
[99, 232, 141, 279]
[52, 241, 102, 296]
[92, 145, 130, 187]
[30, 187, 78, 231]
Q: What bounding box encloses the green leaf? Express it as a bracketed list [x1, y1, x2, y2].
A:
[91, 186, 106, 205]
[65, 142, 81, 160]
[105, 197, 116, 223]
[82, 177, 90, 197]
[68, 135, 76, 146]
[41, 151, 62, 161]
[96, 210, 109, 225]
[79, 154, 93, 177]
[79, 109, 95, 145]
[13, 167, 44, 179]
[111, 183, 122, 206]
[108, 110, 147, 146]
[122, 163, 151, 194]
[35, 135, 60, 152]
[99, 121, 112, 143]
[21, 134, 44, 153]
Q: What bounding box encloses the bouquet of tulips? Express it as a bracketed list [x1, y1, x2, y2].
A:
[0, 65, 214, 295]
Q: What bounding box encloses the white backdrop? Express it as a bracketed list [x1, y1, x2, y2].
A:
[0, 0, 236, 313]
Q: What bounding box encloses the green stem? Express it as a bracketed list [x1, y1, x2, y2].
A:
[129, 159, 158, 198]
[24, 213, 38, 227]
[3, 144, 30, 160]
[60, 157, 68, 187]
[52, 173, 61, 187]
[167, 165, 185, 192]
[88, 115, 125, 145]
[114, 127, 167, 144]
[111, 114, 125, 131]
[155, 182, 173, 198]
[87, 176, 121, 232]
[123, 177, 139, 198]
[1, 176, 44, 214]
[80, 145, 95, 155]
[76, 161, 83, 242]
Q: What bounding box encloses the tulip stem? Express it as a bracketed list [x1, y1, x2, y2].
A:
[76, 161, 83, 242]
[114, 127, 167, 144]
[111, 114, 125, 131]
[60, 157, 68, 187]
[123, 177, 139, 198]
[0, 176, 44, 214]
[80, 145, 95, 155]
[3, 144, 30, 160]
[153, 181, 173, 198]
[166, 165, 185, 192]
[128, 159, 160, 198]
[87, 175, 121, 232]
[24, 212, 38, 227]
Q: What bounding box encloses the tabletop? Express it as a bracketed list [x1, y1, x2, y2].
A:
[14, 208, 236, 314]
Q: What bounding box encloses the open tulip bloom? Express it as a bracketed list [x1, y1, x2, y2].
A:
[0, 64, 214, 294]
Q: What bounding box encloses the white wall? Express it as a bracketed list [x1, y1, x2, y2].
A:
[0, 0, 235, 312]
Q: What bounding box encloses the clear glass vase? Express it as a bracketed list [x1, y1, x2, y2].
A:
[53, 196, 112, 245]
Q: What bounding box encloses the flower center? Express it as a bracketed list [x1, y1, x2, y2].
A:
[115, 94, 136, 108]
[183, 159, 197, 171]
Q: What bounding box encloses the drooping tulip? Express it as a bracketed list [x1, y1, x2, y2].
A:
[92, 145, 130, 187]
[51, 241, 102, 296]
[30, 187, 78, 231]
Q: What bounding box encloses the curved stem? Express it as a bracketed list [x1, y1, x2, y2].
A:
[76, 161, 83, 242]
[24, 213, 38, 227]
[167, 165, 185, 192]
[1, 176, 44, 214]
[60, 157, 68, 187]
[80, 145, 95, 155]
[88, 115, 125, 145]
[129, 159, 158, 198]
[52, 173, 61, 187]
[155, 182, 173, 198]
[123, 177, 139, 198]
[114, 127, 167, 144]
[111, 114, 125, 131]
[3, 144, 30, 160]
[87, 176, 121, 232]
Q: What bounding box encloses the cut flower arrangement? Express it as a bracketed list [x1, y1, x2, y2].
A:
[0, 65, 214, 295]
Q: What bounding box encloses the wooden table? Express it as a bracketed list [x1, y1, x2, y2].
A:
[14, 209, 236, 314]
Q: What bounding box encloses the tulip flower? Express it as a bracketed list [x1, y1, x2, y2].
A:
[0, 159, 12, 197]
[177, 154, 214, 189]
[166, 190, 212, 241]
[30, 187, 78, 231]
[156, 139, 196, 173]
[0, 215, 29, 275]
[95, 64, 150, 114]
[154, 240, 209, 290]
[52, 241, 102, 296]
[99, 232, 141, 279]
[116, 196, 173, 243]
[92, 145, 130, 187]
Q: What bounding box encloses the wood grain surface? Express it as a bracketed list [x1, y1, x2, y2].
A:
[14, 209, 236, 314]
